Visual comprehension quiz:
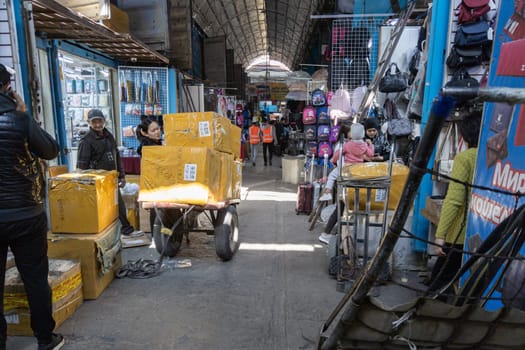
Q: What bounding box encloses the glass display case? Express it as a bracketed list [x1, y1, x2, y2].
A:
[59, 52, 115, 168]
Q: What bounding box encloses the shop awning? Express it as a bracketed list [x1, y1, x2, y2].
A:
[30, 0, 169, 65]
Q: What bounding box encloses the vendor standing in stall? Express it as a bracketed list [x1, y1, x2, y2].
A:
[77, 109, 143, 238]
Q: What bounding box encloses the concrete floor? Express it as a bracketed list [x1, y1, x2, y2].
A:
[9, 155, 348, 350]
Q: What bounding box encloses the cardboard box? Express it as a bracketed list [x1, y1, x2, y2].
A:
[4, 259, 83, 336]
[47, 221, 122, 300]
[48, 170, 118, 234]
[232, 160, 242, 200]
[139, 146, 223, 205]
[139, 205, 151, 233]
[102, 4, 130, 33]
[164, 112, 240, 157]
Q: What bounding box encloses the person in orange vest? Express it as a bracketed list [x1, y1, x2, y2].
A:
[248, 119, 261, 166]
[260, 117, 278, 166]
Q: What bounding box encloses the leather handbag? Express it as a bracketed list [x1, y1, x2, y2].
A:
[379, 63, 408, 93]
[446, 46, 484, 69]
[454, 21, 490, 47]
[486, 130, 509, 168]
[445, 68, 480, 89]
[384, 98, 413, 137]
[456, 0, 490, 24]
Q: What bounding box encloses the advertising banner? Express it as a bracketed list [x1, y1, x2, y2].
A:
[464, 1, 525, 310]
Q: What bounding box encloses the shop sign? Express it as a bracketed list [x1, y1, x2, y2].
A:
[464, 2, 525, 311]
[270, 83, 289, 101]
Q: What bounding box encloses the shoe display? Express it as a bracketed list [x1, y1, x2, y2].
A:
[319, 192, 333, 201]
[318, 233, 331, 245]
[38, 333, 64, 350]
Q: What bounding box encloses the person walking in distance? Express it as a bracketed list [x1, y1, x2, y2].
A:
[261, 117, 278, 166]
[249, 119, 261, 166]
[77, 109, 143, 238]
[0, 64, 64, 349]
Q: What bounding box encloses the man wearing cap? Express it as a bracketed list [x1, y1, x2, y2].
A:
[77, 109, 143, 237]
[0, 64, 64, 349]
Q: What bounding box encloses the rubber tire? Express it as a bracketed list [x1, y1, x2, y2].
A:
[152, 209, 183, 257]
[327, 234, 338, 277]
[214, 206, 239, 261]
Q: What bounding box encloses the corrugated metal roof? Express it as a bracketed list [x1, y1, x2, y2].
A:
[192, 0, 320, 69]
[30, 0, 169, 65]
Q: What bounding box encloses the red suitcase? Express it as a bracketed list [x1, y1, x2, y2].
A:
[295, 154, 315, 215]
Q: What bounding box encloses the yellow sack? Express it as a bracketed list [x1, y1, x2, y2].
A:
[340, 162, 409, 210]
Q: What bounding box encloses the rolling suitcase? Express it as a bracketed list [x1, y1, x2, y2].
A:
[295, 154, 315, 215]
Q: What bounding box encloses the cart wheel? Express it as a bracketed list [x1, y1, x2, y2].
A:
[152, 209, 183, 257]
[214, 205, 239, 261]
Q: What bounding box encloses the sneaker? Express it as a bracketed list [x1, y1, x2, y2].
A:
[38, 333, 64, 350]
[122, 230, 144, 238]
[319, 192, 332, 202]
[318, 233, 331, 245]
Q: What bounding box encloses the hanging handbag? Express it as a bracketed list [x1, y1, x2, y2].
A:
[384, 99, 413, 137]
[456, 0, 490, 24]
[454, 21, 490, 48]
[433, 122, 460, 182]
[379, 63, 408, 93]
[445, 68, 480, 89]
[446, 46, 484, 69]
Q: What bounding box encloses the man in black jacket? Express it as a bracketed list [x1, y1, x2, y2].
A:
[76, 109, 142, 237]
[0, 64, 63, 349]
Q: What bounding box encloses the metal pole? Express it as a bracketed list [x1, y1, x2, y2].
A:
[442, 87, 525, 104]
[320, 94, 456, 350]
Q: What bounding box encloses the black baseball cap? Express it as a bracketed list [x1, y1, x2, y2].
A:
[88, 109, 105, 121]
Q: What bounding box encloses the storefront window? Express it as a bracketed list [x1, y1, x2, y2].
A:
[59, 52, 115, 167]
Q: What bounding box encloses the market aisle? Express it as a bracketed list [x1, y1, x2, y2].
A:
[9, 154, 342, 350]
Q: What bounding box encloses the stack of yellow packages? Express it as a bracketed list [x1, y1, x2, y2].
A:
[4, 259, 83, 336]
[47, 170, 122, 300]
[139, 112, 242, 205]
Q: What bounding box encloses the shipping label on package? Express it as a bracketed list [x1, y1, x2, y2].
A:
[198, 121, 211, 137]
[184, 164, 197, 181]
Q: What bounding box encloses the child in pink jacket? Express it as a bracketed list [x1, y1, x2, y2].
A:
[319, 122, 374, 201]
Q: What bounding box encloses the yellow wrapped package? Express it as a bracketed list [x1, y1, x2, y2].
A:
[340, 162, 409, 210]
[219, 152, 234, 200]
[48, 170, 118, 234]
[139, 146, 224, 205]
[231, 160, 243, 200]
[164, 112, 241, 158]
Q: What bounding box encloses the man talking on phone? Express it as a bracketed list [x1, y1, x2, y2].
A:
[0, 64, 64, 349]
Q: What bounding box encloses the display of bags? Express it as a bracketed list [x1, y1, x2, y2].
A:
[445, 68, 480, 89]
[304, 125, 317, 141]
[316, 106, 330, 124]
[384, 98, 413, 137]
[317, 125, 330, 141]
[318, 141, 332, 157]
[312, 89, 327, 107]
[379, 63, 408, 93]
[446, 46, 484, 69]
[329, 85, 352, 123]
[302, 106, 317, 124]
[454, 21, 490, 48]
[456, 0, 490, 24]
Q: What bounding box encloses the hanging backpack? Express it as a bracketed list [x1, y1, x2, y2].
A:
[454, 21, 490, 48]
[329, 85, 352, 123]
[318, 141, 332, 157]
[312, 89, 327, 107]
[316, 106, 330, 124]
[317, 125, 330, 141]
[456, 0, 490, 24]
[304, 125, 317, 141]
[302, 106, 317, 124]
[329, 125, 340, 144]
[306, 141, 318, 157]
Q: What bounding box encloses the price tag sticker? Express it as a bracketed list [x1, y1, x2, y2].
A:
[198, 121, 211, 137]
[375, 189, 387, 202]
[184, 164, 197, 181]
